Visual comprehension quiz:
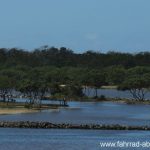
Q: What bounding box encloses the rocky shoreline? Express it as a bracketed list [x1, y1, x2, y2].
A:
[0, 121, 150, 130]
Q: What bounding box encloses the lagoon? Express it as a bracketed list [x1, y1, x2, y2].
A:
[1, 101, 150, 149]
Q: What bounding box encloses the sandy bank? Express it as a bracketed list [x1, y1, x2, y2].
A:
[0, 108, 39, 115]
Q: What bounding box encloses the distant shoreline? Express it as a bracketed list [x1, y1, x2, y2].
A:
[68, 97, 150, 105]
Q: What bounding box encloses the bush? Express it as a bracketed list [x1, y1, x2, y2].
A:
[96, 95, 106, 101]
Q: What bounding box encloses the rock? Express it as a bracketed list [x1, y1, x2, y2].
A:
[0, 121, 149, 131]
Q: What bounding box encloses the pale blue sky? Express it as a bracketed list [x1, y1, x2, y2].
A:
[0, 0, 150, 52]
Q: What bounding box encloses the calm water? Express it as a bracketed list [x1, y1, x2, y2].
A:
[84, 88, 150, 99]
[1, 101, 150, 149]
[1, 102, 150, 126]
[0, 128, 150, 150]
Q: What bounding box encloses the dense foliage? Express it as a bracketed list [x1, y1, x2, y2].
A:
[0, 46, 150, 102]
[0, 47, 150, 68]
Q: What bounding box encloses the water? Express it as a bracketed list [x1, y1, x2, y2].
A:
[1, 101, 150, 149]
[1, 102, 150, 126]
[84, 88, 150, 99]
[0, 128, 150, 150]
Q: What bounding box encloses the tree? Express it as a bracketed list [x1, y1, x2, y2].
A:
[61, 84, 84, 99]
[88, 71, 106, 98]
[18, 69, 49, 107]
[118, 74, 150, 101]
[0, 76, 15, 102]
[105, 66, 126, 85]
[18, 79, 49, 107]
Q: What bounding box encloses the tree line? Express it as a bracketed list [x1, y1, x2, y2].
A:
[0, 46, 150, 68]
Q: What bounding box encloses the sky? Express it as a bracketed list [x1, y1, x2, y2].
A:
[0, 0, 150, 53]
